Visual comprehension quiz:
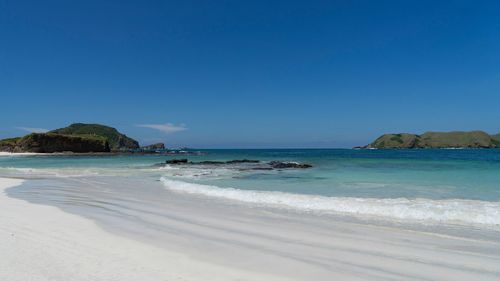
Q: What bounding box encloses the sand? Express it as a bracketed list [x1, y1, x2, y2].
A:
[0, 152, 43, 156]
[1, 176, 500, 281]
[0, 178, 290, 281]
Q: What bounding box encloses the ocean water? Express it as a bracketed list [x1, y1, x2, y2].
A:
[2, 149, 500, 227]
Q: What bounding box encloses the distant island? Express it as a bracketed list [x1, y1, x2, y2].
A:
[362, 131, 500, 149]
[0, 123, 164, 153]
[4, 125, 500, 152]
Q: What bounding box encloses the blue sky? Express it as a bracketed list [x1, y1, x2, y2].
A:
[1, 0, 499, 148]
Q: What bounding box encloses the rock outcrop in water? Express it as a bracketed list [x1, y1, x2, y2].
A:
[166, 159, 189, 164]
[161, 159, 312, 170]
[363, 131, 500, 149]
[166, 159, 261, 165]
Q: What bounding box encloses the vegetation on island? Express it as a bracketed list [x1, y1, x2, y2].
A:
[364, 131, 500, 149]
[492, 134, 500, 147]
[0, 123, 140, 153]
[50, 123, 139, 151]
[0, 133, 109, 153]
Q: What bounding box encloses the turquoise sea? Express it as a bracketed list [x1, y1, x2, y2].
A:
[2, 149, 500, 227]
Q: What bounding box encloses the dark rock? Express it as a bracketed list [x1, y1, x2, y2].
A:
[226, 159, 260, 164]
[166, 159, 188, 164]
[157, 159, 312, 170]
[165, 159, 260, 165]
[269, 161, 313, 169]
[198, 161, 226, 165]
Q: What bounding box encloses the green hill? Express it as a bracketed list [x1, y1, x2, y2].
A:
[492, 134, 500, 147]
[365, 131, 500, 149]
[367, 133, 421, 149]
[419, 131, 493, 148]
[50, 123, 139, 151]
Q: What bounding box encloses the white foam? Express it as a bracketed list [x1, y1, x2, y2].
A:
[158, 165, 240, 179]
[0, 167, 114, 178]
[160, 177, 500, 227]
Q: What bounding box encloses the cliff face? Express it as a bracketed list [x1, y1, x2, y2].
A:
[365, 131, 500, 149]
[0, 137, 22, 152]
[50, 123, 139, 151]
[1, 133, 110, 153]
[140, 143, 165, 151]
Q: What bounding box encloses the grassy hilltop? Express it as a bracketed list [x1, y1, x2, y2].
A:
[50, 123, 139, 151]
[0, 123, 140, 153]
[365, 131, 500, 149]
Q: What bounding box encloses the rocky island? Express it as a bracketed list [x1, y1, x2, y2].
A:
[0, 123, 140, 153]
[363, 131, 500, 149]
[140, 143, 166, 151]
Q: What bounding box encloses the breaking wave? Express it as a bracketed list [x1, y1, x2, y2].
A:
[160, 177, 500, 227]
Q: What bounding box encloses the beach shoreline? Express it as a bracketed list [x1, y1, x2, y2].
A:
[2, 175, 500, 280]
[0, 151, 204, 157]
[0, 152, 45, 156]
[0, 177, 292, 281]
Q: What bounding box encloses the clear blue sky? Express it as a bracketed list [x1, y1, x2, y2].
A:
[1, 0, 499, 148]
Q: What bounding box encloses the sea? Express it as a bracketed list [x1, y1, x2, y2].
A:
[1, 149, 500, 228]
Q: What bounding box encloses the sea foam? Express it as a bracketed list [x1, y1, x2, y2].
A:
[160, 177, 500, 227]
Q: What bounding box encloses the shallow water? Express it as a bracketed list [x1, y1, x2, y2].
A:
[2, 149, 500, 227]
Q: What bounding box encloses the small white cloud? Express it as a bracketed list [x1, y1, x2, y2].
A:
[136, 123, 187, 134]
[16, 127, 49, 133]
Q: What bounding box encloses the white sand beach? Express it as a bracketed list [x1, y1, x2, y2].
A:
[3, 0, 499, 280]
[1, 176, 500, 281]
[0, 152, 43, 156]
[0, 178, 290, 281]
